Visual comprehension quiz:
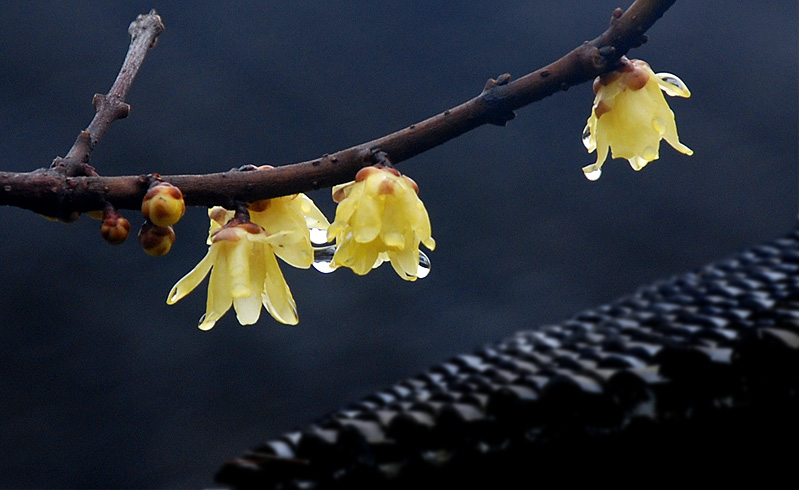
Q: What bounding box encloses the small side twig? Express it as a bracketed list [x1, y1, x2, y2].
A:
[54, 9, 164, 175]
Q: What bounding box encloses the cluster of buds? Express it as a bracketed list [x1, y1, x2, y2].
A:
[93, 178, 186, 254]
[138, 180, 185, 256]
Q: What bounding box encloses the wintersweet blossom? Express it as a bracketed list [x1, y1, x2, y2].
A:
[167, 216, 298, 329]
[249, 194, 329, 268]
[207, 193, 329, 268]
[327, 166, 435, 280]
[171, 187, 329, 329]
[582, 58, 692, 180]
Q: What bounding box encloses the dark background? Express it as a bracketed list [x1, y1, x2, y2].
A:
[1, 1, 796, 488]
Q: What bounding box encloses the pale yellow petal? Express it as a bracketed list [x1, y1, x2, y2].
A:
[351, 195, 382, 243]
[226, 239, 253, 298]
[233, 243, 266, 325]
[422, 236, 436, 251]
[331, 235, 379, 275]
[388, 240, 420, 281]
[379, 197, 407, 250]
[167, 247, 218, 304]
[262, 250, 298, 325]
[297, 193, 330, 229]
[199, 251, 233, 330]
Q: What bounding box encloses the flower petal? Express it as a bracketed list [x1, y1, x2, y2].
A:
[351, 195, 382, 243]
[199, 251, 234, 330]
[226, 238, 253, 298]
[167, 246, 218, 304]
[262, 249, 298, 325]
[233, 243, 266, 325]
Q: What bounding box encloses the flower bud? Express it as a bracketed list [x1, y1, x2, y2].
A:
[100, 213, 131, 245]
[141, 182, 185, 227]
[138, 221, 176, 256]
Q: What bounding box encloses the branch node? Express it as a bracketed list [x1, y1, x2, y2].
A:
[481, 74, 516, 126]
[482, 73, 512, 92]
[369, 150, 394, 169]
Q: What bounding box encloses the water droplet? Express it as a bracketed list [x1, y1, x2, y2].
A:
[311, 244, 432, 277]
[656, 73, 690, 97]
[652, 117, 666, 135]
[309, 227, 329, 245]
[581, 124, 592, 149]
[583, 167, 602, 181]
[417, 250, 431, 278]
[198, 313, 206, 325]
[312, 244, 337, 273]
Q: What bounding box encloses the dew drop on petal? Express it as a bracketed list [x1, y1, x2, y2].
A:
[652, 117, 666, 135]
[309, 227, 330, 245]
[584, 168, 602, 181]
[312, 244, 337, 273]
[198, 313, 206, 326]
[629, 154, 650, 171]
[417, 250, 431, 279]
[642, 146, 658, 161]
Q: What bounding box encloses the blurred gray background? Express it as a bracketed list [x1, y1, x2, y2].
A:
[1, 1, 796, 487]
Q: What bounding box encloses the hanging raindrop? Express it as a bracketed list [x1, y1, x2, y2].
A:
[311, 244, 432, 278]
[198, 313, 206, 326]
[309, 227, 329, 245]
[656, 73, 690, 97]
[312, 244, 337, 273]
[581, 124, 593, 149]
[583, 167, 602, 181]
[417, 250, 431, 278]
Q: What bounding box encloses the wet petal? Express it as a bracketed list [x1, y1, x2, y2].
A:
[262, 249, 298, 325]
[199, 251, 234, 330]
[233, 244, 266, 325]
[167, 247, 218, 304]
[351, 195, 382, 243]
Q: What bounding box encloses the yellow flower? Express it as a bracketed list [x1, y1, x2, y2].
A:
[327, 166, 435, 280]
[167, 217, 298, 329]
[582, 58, 692, 180]
[249, 193, 329, 268]
[207, 193, 329, 268]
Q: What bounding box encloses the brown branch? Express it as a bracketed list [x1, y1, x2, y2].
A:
[53, 10, 165, 177]
[0, 0, 675, 219]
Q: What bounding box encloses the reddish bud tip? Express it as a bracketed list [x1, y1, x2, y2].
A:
[355, 166, 381, 182]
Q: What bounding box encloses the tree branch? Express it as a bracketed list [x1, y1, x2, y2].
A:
[54, 10, 165, 177]
[0, 0, 675, 219]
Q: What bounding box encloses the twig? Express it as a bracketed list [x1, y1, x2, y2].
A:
[0, 0, 674, 218]
[53, 10, 165, 177]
